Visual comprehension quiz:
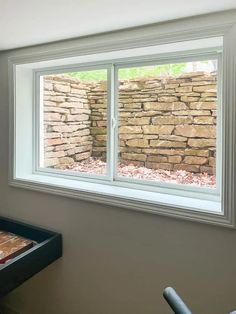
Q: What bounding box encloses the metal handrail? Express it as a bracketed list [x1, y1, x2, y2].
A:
[163, 287, 192, 314]
[163, 287, 236, 314]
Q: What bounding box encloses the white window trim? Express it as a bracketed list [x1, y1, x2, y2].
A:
[8, 12, 236, 228]
[34, 50, 222, 200]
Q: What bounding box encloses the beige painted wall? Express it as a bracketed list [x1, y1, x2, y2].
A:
[0, 14, 236, 314]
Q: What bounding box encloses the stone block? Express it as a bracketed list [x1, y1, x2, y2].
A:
[119, 112, 133, 117]
[45, 138, 65, 146]
[47, 96, 66, 102]
[209, 157, 216, 167]
[199, 97, 216, 102]
[152, 116, 192, 125]
[179, 71, 204, 78]
[67, 145, 92, 156]
[96, 121, 107, 127]
[157, 96, 178, 102]
[71, 88, 87, 95]
[119, 82, 141, 91]
[200, 166, 215, 175]
[192, 76, 216, 81]
[184, 156, 208, 165]
[175, 125, 216, 138]
[126, 139, 149, 147]
[146, 162, 173, 171]
[135, 111, 162, 117]
[142, 125, 174, 135]
[119, 134, 143, 140]
[75, 152, 91, 161]
[124, 103, 142, 109]
[127, 117, 150, 125]
[54, 84, 70, 93]
[189, 102, 217, 110]
[180, 96, 199, 102]
[122, 153, 147, 162]
[59, 157, 75, 164]
[120, 160, 144, 167]
[121, 147, 142, 153]
[193, 85, 216, 92]
[142, 149, 185, 155]
[95, 135, 107, 141]
[150, 140, 186, 148]
[180, 81, 215, 86]
[71, 83, 90, 90]
[193, 117, 214, 124]
[143, 135, 158, 140]
[58, 102, 84, 108]
[159, 135, 187, 142]
[44, 132, 61, 139]
[188, 138, 216, 147]
[52, 125, 80, 133]
[184, 149, 209, 157]
[54, 144, 75, 152]
[44, 107, 70, 114]
[44, 82, 53, 91]
[44, 158, 59, 167]
[172, 110, 211, 116]
[93, 140, 106, 147]
[143, 102, 187, 111]
[201, 92, 217, 97]
[165, 83, 179, 89]
[45, 151, 65, 159]
[175, 86, 193, 93]
[168, 156, 182, 163]
[45, 146, 54, 152]
[70, 108, 91, 114]
[44, 113, 62, 122]
[90, 127, 107, 135]
[92, 147, 106, 152]
[66, 114, 89, 122]
[68, 135, 92, 144]
[68, 129, 90, 137]
[49, 75, 79, 84]
[173, 164, 200, 173]
[90, 103, 107, 109]
[119, 126, 142, 134]
[147, 156, 168, 163]
[44, 101, 57, 107]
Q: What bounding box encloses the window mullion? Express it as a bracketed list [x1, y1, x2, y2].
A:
[107, 64, 117, 181]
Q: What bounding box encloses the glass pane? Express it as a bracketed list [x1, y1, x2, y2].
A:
[117, 60, 218, 188]
[41, 69, 108, 176]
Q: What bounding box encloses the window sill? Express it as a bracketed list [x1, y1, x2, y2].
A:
[9, 173, 230, 228]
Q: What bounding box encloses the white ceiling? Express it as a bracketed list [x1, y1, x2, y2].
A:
[0, 0, 236, 51]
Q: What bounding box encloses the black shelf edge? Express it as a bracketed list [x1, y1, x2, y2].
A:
[0, 217, 62, 297]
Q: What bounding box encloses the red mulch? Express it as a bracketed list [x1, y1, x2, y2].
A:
[65, 157, 216, 188]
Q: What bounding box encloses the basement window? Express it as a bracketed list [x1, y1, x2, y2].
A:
[40, 59, 219, 191]
[9, 30, 236, 227]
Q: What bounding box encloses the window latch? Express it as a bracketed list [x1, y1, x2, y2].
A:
[111, 117, 117, 129]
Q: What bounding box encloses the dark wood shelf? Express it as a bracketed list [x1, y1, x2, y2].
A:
[0, 217, 62, 297]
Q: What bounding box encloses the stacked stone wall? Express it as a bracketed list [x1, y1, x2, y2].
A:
[43, 75, 93, 168]
[87, 81, 107, 160]
[44, 72, 217, 174]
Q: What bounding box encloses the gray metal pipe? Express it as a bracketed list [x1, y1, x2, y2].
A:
[163, 287, 192, 314]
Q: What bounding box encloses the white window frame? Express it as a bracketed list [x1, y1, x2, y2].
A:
[34, 51, 222, 199]
[8, 13, 236, 228]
